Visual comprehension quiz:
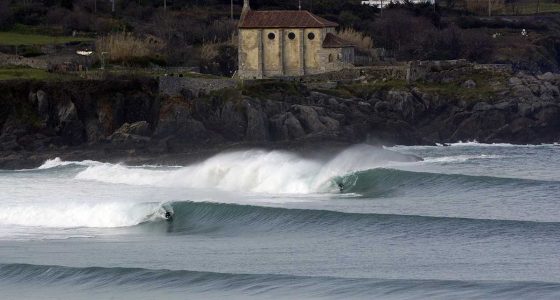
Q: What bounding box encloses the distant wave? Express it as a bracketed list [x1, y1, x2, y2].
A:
[422, 154, 503, 163]
[386, 141, 560, 150]
[1, 263, 559, 300]
[335, 168, 560, 197]
[38, 157, 103, 169]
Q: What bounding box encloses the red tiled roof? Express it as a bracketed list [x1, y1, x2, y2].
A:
[322, 33, 354, 48]
[239, 10, 338, 28]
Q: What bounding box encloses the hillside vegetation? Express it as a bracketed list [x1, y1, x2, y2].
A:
[0, 0, 560, 74]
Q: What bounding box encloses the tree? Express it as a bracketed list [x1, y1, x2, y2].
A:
[444, 0, 457, 8]
[0, 0, 14, 29]
[61, 0, 74, 9]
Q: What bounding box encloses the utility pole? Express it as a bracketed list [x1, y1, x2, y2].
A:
[231, 0, 233, 20]
[488, 0, 492, 17]
[111, 0, 115, 13]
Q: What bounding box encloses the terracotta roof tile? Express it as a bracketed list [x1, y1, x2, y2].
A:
[322, 33, 355, 48]
[239, 10, 338, 28]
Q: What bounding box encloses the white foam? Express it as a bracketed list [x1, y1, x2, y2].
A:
[0, 202, 162, 228]
[74, 145, 419, 194]
[423, 154, 502, 163]
[386, 141, 560, 150]
[38, 157, 103, 169]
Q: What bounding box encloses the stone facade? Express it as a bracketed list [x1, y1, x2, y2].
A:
[237, 0, 354, 79]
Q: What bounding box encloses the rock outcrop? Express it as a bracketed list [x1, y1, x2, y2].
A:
[0, 72, 559, 168]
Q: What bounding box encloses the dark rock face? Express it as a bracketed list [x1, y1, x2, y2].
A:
[0, 73, 559, 167]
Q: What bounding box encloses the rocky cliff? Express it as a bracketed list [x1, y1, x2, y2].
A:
[1, 71, 559, 168]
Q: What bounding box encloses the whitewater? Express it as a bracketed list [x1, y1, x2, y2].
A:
[1, 143, 560, 299]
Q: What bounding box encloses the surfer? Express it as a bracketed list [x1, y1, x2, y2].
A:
[338, 182, 344, 192]
[164, 211, 173, 222]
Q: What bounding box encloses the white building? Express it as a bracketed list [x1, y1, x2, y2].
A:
[361, 0, 434, 8]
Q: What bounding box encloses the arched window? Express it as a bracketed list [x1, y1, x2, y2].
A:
[328, 54, 333, 62]
[288, 32, 296, 40]
[268, 32, 276, 40]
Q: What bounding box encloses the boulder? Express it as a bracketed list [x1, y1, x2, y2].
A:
[57, 100, 78, 122]
[285, 112, 306, 139]
[508, 77, 523, 86]
[291, 105, 327, 133]
[123, 121, 151, 137]
[269, 112, 305, 140]
[462, 79, 477, 89]
[537, 72, 558, 81]
[387, 91, 425, 121]
[374, 101, 391, 113]
[472, 102, 493, 112]
[109, 121, 152, 144]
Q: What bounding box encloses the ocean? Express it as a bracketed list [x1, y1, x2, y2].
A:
[1, 143, 560, 299]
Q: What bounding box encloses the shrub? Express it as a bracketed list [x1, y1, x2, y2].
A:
[337, 28, 374, 53]
[199, 40, 221, 62]
[62, 9, 94, 33]
[199, 38, 238, 76]
[95, 32, 166, 65]
[464, 0, 505, 15]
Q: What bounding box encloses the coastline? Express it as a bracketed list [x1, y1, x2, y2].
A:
[2, 69, 560, 170]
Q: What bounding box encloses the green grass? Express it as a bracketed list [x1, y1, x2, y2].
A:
[415, 70, 509, 102]
[0, 32, 93, 46]
[319, 80, 409, 99]
[0, 67, 77, 81]
[504, 2, 560, 14]
[315, 69, 508, 102]
[84, 67, 224, 80]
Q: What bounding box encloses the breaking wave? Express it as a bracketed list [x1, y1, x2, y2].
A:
[4, 197, 560, 242]
[73, 145, 422, 194]
[0, 202, 168, 228]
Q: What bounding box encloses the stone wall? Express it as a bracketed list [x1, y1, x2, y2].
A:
[407, 60, 513, 82]
[0, 53, 49, 69]
[159, 77, 238, 97]
[271, 60, 512, 85]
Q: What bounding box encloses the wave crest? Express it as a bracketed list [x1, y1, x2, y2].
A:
[74, 145, 421, 194]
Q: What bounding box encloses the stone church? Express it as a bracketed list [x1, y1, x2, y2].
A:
[237, 0, 355, 79]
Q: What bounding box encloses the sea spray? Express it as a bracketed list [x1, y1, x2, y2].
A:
[75, 145, 421, 194]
